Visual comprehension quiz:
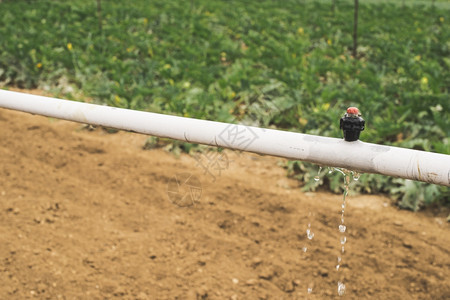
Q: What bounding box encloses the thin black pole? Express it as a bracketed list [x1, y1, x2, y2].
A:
[97, 0, 102, 33]
[353, 0, 359, 58]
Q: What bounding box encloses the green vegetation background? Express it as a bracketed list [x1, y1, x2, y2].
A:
[0, 0, 448, 209]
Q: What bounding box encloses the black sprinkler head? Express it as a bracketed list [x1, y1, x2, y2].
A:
[340, 107, 365, 142]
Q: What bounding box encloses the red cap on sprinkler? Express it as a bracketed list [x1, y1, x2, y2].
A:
[346, 107, 360, 116]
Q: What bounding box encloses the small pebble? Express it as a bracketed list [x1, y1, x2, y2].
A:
[245, 279, 257, 286]
[284, 281, 295, 292]
[251, 257, 262, 267]
[402, 241, 413, 249]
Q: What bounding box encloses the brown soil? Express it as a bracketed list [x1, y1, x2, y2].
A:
[0, 90, 449, 299]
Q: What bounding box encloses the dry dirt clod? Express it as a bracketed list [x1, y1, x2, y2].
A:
[136, 292, 149, 300]
[258, 268, 274, 280]
[283, 280, 295, 292]
[402, 241, 413, 249]
[246, 279, 257, 286]
[251, 257, 263, 267]
[393, 221, 403, 227]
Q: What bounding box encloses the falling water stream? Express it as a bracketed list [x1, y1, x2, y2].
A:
[334, 168, 350, 296]
[302, 167, 323, 294]
[305, 166, 361, 297]
[303, 212, 315, 294]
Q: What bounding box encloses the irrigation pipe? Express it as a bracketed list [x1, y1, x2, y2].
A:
[0, 90, 449, 186]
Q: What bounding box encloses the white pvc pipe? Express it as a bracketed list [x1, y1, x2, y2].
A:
[0, 90, 449, 186]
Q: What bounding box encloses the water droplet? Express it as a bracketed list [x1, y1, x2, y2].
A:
[337, 256, 342, 263]
[341, 217, 344, 223]
[338, 281, 346, 296]
[302, 247, 307, 253]
[307, 287, 313, 294]
[306, 229, 314, 240]
[353, 172, 360, 181]
[339, 225, 346, 233]
[336, 264, 340, 270]
[340, 236, 347, 245]
[341, 202, 345, 209]
[314, 167, 323, 182]
[341, 246, 345, 253]
[328, 167, 334, 174]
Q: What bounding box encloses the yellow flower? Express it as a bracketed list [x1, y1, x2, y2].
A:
[36, 62, 42, 69]
[298, 118, 308, 127]
[414, 55, 421, 61]
[327, 39, 332, 46]
[421, 77, 428, 85]
[67, 43, 73, 51]
[163, 64, 171, 70]
[220, 52, 227, 62]
[440, 17, 444, 22]
[114, 95, 121, 104]
[143, 18, 148, 25]
[297, 27, 304, 35]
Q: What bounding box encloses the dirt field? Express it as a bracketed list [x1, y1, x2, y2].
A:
[0, 91, 449, 299]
